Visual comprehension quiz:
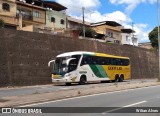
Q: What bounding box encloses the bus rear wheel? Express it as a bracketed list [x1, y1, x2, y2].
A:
[119, 75, 124, 82]
[79, 76, 86, 85]
[113, 74, 119, 82]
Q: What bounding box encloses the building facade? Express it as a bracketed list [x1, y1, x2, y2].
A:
[46, 10, 66, 31]
[121, 33, 133, 45]
[67, 16, 90, 30]
[91, 21, 122, 44]
[0, 0, 19, 29]
[121, 29, 138, 46]
[44, 1, 67, 34]
[16, 0, 46, 31]
[66, 16, 91, 39]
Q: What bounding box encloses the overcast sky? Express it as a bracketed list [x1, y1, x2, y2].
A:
[53, 0, 158, 43]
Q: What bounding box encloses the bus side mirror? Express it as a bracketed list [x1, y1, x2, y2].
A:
[48, 60, 55, 67]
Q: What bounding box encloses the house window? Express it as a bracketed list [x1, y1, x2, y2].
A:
[60, 19, 65, 25]
[126, 36, 129, 41]
[33, 11, 41, 18]
[51, 17, 55, 23]
[2, 3, 10, 12]
[108, 32, 113, 38]
[114, 40, 120, 44]
[132, 38, 137, 43]
[16, 9, 20, 14]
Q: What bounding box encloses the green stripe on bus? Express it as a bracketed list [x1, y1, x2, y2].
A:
[89, 65, 108, 78]
[96, 65, 108, 78]
[89, 65, 103, 77]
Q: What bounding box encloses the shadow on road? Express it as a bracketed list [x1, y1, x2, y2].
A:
[53, 81, 128, 87]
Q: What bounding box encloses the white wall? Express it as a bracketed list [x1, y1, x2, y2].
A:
[121, 33, 138, 46]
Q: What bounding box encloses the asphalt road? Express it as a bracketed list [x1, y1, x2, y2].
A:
[0, 79, 156, 98]
[16, 85, 160, 116]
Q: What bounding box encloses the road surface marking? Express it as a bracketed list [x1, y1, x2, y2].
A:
[102, 107, 124, 114]
[60, 88, 70, 89]
[20, 85, 158, 107]
[123, 101, 147, 107]
[102, 101, 147, 114]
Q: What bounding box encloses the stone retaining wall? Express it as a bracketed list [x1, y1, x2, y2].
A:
[0, 29, 158, 86]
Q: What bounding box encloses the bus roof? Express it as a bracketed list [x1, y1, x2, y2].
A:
[57, 51, 94, 57]
[57, 51, 129, 59]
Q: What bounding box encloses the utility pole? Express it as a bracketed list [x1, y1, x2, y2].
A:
[132, 22, 135, 46]
[157, 0, 160, 81]
[82, 7, 85, 38]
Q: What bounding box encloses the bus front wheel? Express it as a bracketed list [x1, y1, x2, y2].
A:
[79, 76, 86, 85]
[66, 83, 71, 86]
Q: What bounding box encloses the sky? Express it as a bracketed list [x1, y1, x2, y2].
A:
[53, 0, 158, 43]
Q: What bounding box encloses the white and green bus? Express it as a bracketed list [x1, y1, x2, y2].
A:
[48, 51, 130, 85]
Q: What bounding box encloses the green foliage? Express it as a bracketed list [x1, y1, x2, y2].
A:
[79, 27, 97, 38]
[149, 27, 158, 50]
[0, 19, 4, 28]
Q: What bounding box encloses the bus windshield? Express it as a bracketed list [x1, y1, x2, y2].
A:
[53, 57, 68, 75]
[53, 55, 81, 75]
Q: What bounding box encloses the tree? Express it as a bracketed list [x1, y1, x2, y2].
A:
[149, 27, 158, 50]
[79, 27, 97, 38]
[0, 19, 4, 28]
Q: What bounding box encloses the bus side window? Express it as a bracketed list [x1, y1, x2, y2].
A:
[99, 58, 104, 65]
[87, 56, 92, 64]
[110, 58, 117, 65]
[126, 60, 129, 65]
[92, 56, 98, 65]
[80, 56, 87, 66]
[108, 58, 112, 65]
[68, 59, 78, 72]
[105, 58, 110, 65]
[98, 57, 106, 65]
[122, 59, 129, 66]
[116, 59, 129, 66]
[116, 59, 121, 65]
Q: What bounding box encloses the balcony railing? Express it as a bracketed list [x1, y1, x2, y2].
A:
[22, 15, 33, 20]
[16, 13, 33, 21]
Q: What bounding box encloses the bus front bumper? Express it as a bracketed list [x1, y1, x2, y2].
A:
[51, 74, 77, 83]
[52, 78, 68, 83]
[52, 77, 72, 83]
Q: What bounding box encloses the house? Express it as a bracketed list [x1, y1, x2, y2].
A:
[91, 21, 122, 44]
[16, 0, 68, 33]
[44, 1, 67, 34]
[66, 16, 91, 39]
[16, 0, 46, 31]
[0, 0, 19, 29]
[67, 16, 91, 30]
[121, 28, 138, 46]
